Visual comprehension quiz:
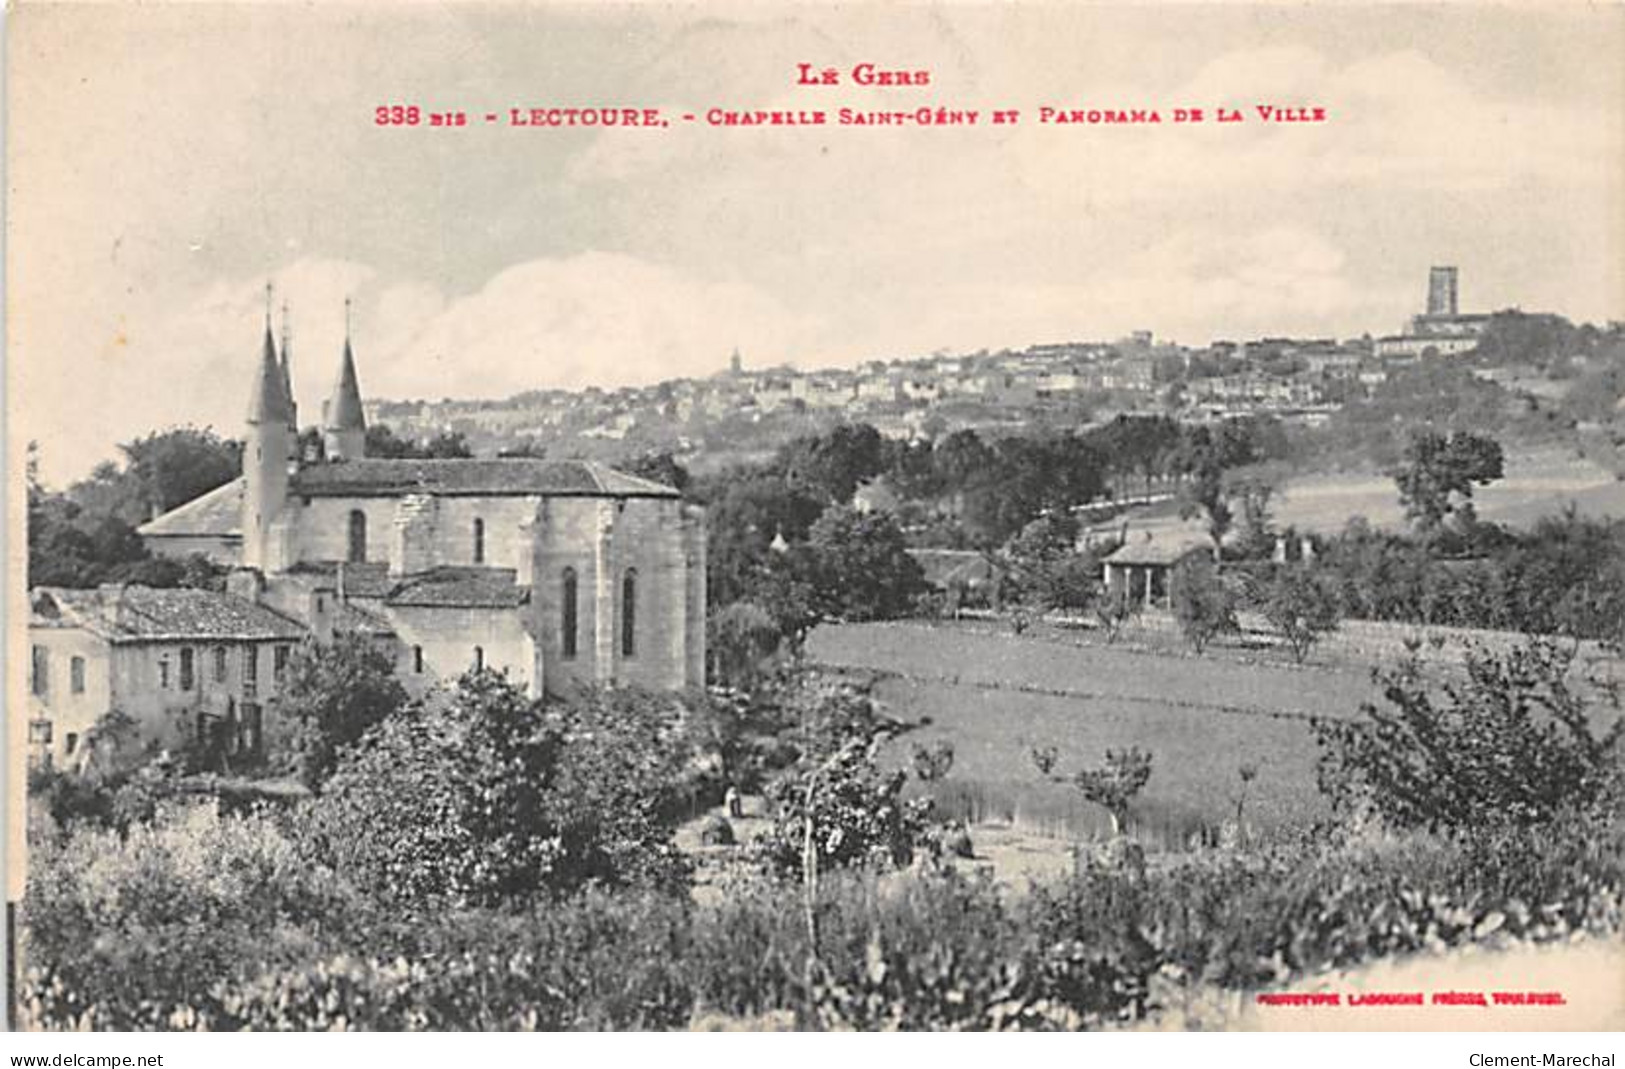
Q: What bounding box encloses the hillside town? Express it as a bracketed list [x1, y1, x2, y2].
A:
[370, 267, 1592, 466]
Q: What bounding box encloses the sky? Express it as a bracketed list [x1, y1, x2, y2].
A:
[8, 2, 1624, 485]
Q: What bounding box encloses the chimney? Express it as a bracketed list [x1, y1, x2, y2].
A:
[308, 586, 336, 644]
[226, 568, 264, 604]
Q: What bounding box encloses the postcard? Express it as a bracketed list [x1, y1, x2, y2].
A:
[5, 1, 1623, 1035]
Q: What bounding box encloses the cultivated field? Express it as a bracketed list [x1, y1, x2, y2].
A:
[1273, 446, 1625, 535]
[1113, 445, 1624, 541]
[809, 622, 1382, 852]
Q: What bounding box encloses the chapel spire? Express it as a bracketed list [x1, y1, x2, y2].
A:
[323, 296, 368, 461]
[247, 283, 293, 425]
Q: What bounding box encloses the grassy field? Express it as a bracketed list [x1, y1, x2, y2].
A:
[809, 622, 1381, 850]
[1273, 446, 1625, 535]
[1114, 445, 1624, 541]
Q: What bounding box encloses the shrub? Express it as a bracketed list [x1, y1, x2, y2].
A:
[1170, 557, 1237, 654]
[1261, 564, 1341, 663]
[1315, 639, 1624, 829]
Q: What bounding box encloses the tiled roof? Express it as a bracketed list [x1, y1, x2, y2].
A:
[1103, 531, 1213, 567]
[285, 561, 528, 610]
[136, 478, 244, 539]
[30, 586, 307, 643]
[385, 567, 528, 609]
[284, 561, 396, 598]
[290, 458, 680, 498]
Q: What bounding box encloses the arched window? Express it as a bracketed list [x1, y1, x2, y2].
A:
[621, 568, 637, 659]
[560, 567, 578, 660]
[473, 646, 485, 672]
[473, 518, 486, 564]
[347, 509, 367, 563]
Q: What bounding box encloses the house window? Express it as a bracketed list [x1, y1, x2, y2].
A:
[413, 645, 424, 674]
[28, 719, 51, 746]
[473, 646, 485, 672]
[621, 568, 637, 658]
[30, 645, 47, 697]
[347, 509, 367, 563]
[70, 656, 85, 694]
[64, 732, 78, 756]
[473, 518, 486, 564]
[214, 645, 228, 683]
[273, 645, 290, 685]
[561, 567, 578, 660]
[158, 656, 171, 689]
[242, 646, 258, 698]
[179, 648, 195, 691]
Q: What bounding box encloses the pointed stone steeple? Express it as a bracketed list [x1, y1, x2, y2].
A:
[323, 297, 368, 460]
[244, 283, 295, 572]
[279, 300, 298, 431]
[247, 285, 294, 425]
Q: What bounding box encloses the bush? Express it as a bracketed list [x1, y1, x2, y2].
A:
[1261, 564, 1341, 663]
[1170, 557, 1237, 654]
[1315, 639, 1624, 829]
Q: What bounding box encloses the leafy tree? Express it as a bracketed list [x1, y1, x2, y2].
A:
[274, 634, 411, 788]
[364, 423, 473, 459]
[759, 678, 933, 879]
[67, 427, 241, 526]
[1393, 429, 1505, 539]
[708, 600, 784, 690]
[999, 513, 1097, 613]
[804, 505, 927, 621]
[618, 450, 691, 492]
[778, 423, 886, 503]
[1093, 584, 1143, 644]
[300, 672, 692, 908]
[1031, 745, 1154, 836]
[1262, 564, 1342, 663]
[1178, 465, 1232, 560]
[1170, 556, 1238, 654]
[1315, 640, 1623, 829]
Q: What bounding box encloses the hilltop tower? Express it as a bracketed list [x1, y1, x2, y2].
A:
[1427, 266, 1459, 318]
[323, 298, 368, 462]
[244, 286, 295, 571]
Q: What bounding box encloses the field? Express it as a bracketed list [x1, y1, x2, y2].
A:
[1115, 445, 1625, 541]
[808, 621, 1382, 853]
[1273, 446, 1625, 535]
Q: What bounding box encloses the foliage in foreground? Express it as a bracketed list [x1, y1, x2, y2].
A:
[1316, 639, 1624, 829]
[22, 806, 1621, 1031]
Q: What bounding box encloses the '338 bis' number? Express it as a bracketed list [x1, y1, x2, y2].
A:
[374, 105, 421, 126]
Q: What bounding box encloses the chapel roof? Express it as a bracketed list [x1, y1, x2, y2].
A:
[289, 458, 681, 498]
[136, 477, 244, 539]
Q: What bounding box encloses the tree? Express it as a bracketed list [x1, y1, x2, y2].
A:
[1093, 584, 1143, 644]
[1393, 430, 1505, 539]
[804, 505, 927, 621]
[1262, 564, 1342, 663]
[708, 600, 784, 690]
[1178, 465, 1232, 560]
[300, 673, 693, 908]
[1314, 640, 1623, 829]
[618, 450, 691, 492]
[1031, 745, 1154, 836]
[778, 423, 886, 503]
[1000, 513, 1097, 614]
[1170, 556, 1238, 654]
[274, 634, 411, 787]
[364, 423, 473, 459]
[67, 427, 241, 525]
